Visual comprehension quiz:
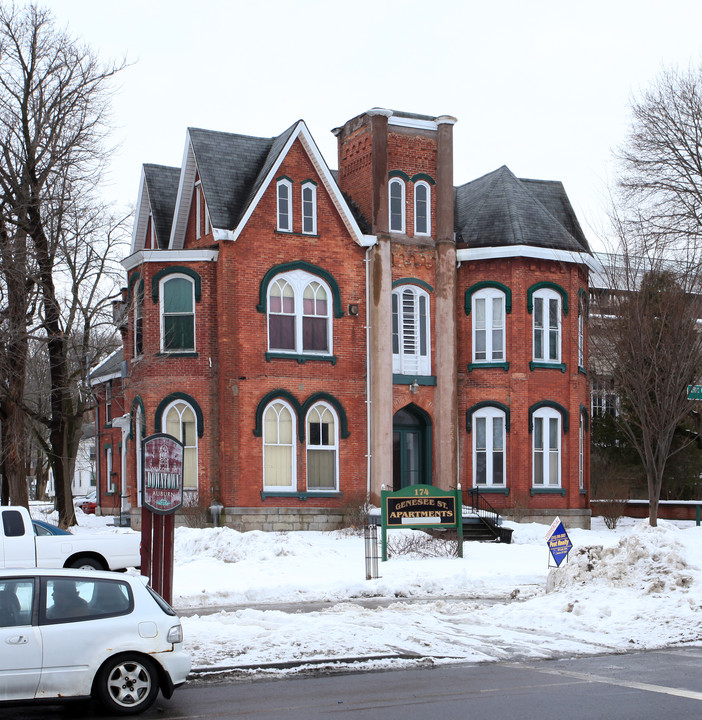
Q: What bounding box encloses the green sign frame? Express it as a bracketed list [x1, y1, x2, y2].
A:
[380, 484, 463, 560]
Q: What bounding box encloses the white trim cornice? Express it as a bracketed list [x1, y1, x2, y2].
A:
[122, 249, 218, 271]
[457, 244, 593, 268]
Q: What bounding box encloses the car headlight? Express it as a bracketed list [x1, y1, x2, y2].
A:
[167, 624, 183, 643]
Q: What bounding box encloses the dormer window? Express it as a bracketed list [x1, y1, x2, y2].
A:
[414, 181, 431, 235]
[302, 181, 317, 235]
[277, 178, 293, 232]
[389, 178, 405, 233]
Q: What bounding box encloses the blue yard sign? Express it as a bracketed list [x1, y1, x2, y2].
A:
[545, 516, 572, 568]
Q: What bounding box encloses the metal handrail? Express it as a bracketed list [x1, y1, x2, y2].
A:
[467, 487, 501, 540]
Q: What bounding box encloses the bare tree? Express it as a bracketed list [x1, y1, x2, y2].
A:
[617, 63, 702, 255]
[590, 229, 702, 526]
[0, 4, 125, 523]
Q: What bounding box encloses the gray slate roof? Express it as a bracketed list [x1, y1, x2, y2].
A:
[90, 348, 123, 383]
[188, 123, 297, 231]
[143, 164, 180, 249]
[454, 165, 590, 253]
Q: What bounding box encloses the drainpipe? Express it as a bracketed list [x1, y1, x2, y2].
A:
[112, 414, 131, 523]
[365, 247, 372, 498]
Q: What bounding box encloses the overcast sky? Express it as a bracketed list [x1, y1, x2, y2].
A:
[40, 0, 702, 248]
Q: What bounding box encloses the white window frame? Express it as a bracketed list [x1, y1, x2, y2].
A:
[301, 181, 317, 235]
[472, 288, 506, 363]
[195, 180, 202, 240]
[389, 178, 406, 233]
[162, 399, 199, 491]
[159, 274, 196, 353]
[533, 289, 562, 363]
[106, 446, 114, 493]
[392, 285, 431, 376]
[267, 270, 333, 356]
[263, 400, 297, 492]
[472, 407, 506, 488]
[148, 212, 156, 249]
[105, 382, 112, 424]
[306, 402, 339, 492]
[414, 181, 431, 236]
[277, 178, 293, 232]
[532, 407, 561, 488]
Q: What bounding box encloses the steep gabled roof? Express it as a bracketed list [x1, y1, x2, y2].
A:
[143, 164, 180, 249]
[168, 121, 366, 248]
[454, 165, 591, 254]
[130, 164, 180, 254]
[188, 127, 280, 230]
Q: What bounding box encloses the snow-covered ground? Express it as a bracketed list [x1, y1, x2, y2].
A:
[34, 505, 702, 676]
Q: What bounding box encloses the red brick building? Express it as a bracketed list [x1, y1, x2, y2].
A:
[91, 108, 592, 529]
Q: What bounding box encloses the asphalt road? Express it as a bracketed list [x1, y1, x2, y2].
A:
[3, 647, 702, 719]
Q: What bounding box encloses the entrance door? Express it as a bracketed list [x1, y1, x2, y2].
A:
[392, 406, 431, 491]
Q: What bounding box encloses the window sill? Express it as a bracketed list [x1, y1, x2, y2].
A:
[468, 362, 509, 372]
[261, 491, 343, 500]
[266, 352, 337, 365]
[156, 352, 199, 358]
[530, 487, 566, 496]
[578, 366, 587, 376]
[529, 362, 566, 373]
[274, 229, 320, 239]
[471, 486, 510, 495]
[392, 374, 436, 386]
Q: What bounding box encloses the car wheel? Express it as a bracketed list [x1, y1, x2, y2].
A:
[69, 557, 104, 570]
[94, 654, 159, 715]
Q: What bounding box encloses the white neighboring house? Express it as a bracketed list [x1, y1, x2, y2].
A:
[44, 423, 96, 501]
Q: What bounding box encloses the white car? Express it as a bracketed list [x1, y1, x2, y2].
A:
[0, 568, 190, 714]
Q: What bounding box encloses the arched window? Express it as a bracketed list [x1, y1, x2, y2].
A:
[414, 181, 431, 236]
[306, 403, 338, 491]
[160, 275, 195, 352]
[163, 400, 198, 490]
[472, 407, 506, 488]
[263, 400, 296, 490]
[301, 181, 317, 235]
[389, 178, 405, 233]
[268, 270, 331, 355]
[532, 289, 562, 363]
[532, 406, 562, 488]
[472, 288, 505, 363]
[392, 285, 431, 375]
[277, 178, 292, 232]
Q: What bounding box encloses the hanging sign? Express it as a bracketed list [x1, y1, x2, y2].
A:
[545, 516, 572, 567]
[142, 433, 184, 515]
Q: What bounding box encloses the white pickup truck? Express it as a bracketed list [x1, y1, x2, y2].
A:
[0, 506, 140, 571]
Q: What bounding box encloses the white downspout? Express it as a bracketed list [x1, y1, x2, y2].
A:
[365, 247, 372, 497]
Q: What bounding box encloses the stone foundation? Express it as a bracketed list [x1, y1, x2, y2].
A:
[130, 506, 347, 532]
[500, 508, 591, 530]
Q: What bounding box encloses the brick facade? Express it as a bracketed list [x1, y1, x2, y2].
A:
[91, 108, 592, 530]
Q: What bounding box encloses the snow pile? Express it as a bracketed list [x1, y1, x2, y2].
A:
[31, 506, 702, 672]
[547, 520, 697, 595]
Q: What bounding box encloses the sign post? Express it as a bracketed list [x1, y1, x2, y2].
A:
[545, 516, 573, 568]
[141, 433, 184, 604]
[380, 484, 463, 560]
